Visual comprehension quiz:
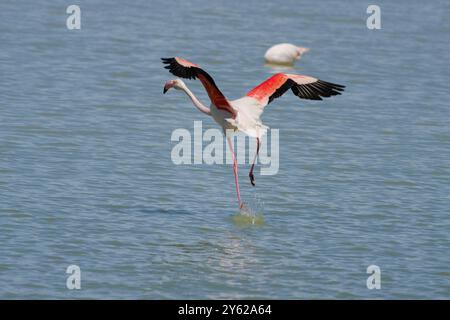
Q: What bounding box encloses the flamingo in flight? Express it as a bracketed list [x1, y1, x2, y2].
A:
[264, 43, 310, 66]
[162, 57, 344, 209]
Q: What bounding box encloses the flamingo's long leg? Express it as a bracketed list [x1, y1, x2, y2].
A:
[249, 138, 260, 187]
[227, 137, 243, 209]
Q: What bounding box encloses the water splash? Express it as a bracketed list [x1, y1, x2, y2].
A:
[231, 191, 265, 226]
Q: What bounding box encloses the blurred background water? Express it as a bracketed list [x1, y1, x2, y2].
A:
[0, 0, 449, 299]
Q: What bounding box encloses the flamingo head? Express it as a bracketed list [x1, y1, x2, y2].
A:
[163, 79, 184, 94]
[296, 47, 310, 59]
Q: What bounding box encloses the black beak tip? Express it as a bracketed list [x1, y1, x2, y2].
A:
[163, 87, 168, 94]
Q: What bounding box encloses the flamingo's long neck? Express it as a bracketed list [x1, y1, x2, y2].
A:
[181, 84, 211, 115]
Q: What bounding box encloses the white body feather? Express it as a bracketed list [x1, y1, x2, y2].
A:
[210, 97, 268, 139]
[264, 43, 309, 65]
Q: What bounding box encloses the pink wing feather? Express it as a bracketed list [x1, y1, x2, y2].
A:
[246, 73, 345, 106]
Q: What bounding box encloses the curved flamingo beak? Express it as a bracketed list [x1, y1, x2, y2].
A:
[163, 80, 174, 94]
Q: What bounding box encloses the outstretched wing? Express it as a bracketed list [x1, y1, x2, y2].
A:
[245, 73, 345, 106]
[161, 57, 234, 115]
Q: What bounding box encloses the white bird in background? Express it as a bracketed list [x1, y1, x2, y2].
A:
[162, 57, 344, 209]
[264, 43, 310, 66]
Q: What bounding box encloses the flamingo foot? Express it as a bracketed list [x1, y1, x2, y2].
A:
[249, 172, 256, 187]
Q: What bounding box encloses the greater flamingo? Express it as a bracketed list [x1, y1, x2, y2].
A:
[162, 57, 344, 209]
[264, 43, 309, 66]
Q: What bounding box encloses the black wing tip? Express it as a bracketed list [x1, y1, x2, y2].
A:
[161, 57, 199, 80]
[318, 80, 345, 90]
[161, 57, 175, 64]
[291, 79, 345, 101]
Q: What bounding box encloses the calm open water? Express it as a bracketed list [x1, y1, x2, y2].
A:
[1, 0, 449, 299]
